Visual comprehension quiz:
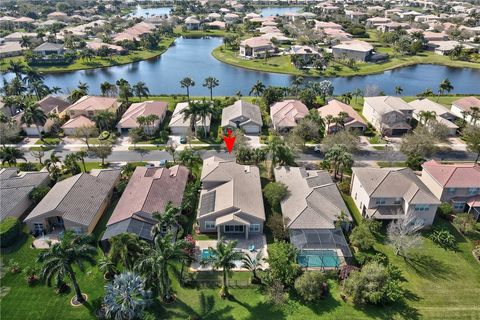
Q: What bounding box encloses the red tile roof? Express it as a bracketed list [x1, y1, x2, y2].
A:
[422, 160, 480, 188]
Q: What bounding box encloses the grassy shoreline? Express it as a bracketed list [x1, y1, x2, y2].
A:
[212, 45, 480, 78]
[0, 37, 175, 73]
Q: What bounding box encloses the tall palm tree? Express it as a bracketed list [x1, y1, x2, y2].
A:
[133, 82, 150, 101]
[76, 150, 88, 172]
[437, 78, 454, 101]
[44, 152, 62, 180]
[117, 79, 133, 103]
[202, 240, 245, 298]
[418, 110, 437, 125]
[242, 251, 263, 281]
[177, 148, 202, 170]
[267, 135, 295, 178]
[23, 67, 44, 86]
[291, 76, 304, 96]
[49, 86, 62, 94]
[9, 76, 27, 96]
[2, 95, 19, 116]
[109, 233, 145, 270]
[135, 232, 187, 301]
[202, 77, 219, 100]
[395, 86, 403, 96]
[353, 88, 362, 103]
[37, 231, 96, 304]
[100, 81, 114, 96]
[468, 107, 480, 126]
[7, 60, 26, 77]
[104, 272, 151, 320]
[93, 111, 115, 132]
[180, 77, 195, 101]
[0, 146, 26, 167]
[181, 101, 201, 136]
[21, 101, 47, 140]
[195, 100, 214, 138]
[249, 80, 265, 97]
[339, 93, 352, 104]
[29, 80, 50, 100]
[151, 202, 186, 240]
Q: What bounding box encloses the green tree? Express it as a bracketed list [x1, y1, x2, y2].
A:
[91, 141, 112, 166]
[150, 202, 186, 240]
[202, 240, 245, 298]
[453, 213, 476, 234]
[76, 150, 88, 172]
[21, 100, 47, 140]
[0, 146, 26, 167]
[294, 271, 327, 302]
[180, 77, 195, 101]
[109, 233, 145, 270]
[242, 251, 263, 282]
[394, 86, 403, 96]
[437, 78, 454, 101]
[324, 144, 353, 181]
[266, 241, 300, 287]
[133, 82, 150, 101]
[350, 223, 376, 250]
[202, 77, 219, 100]
[29, 185, 50, 204]
[462, 125, 480, 163]
[37, 231, 96, 304]
[249, 80, 266, 98]
[263, 182, 288, 211]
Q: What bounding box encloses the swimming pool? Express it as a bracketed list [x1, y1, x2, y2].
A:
[201, 249, 213, 260]
[298, 250, 340, 268]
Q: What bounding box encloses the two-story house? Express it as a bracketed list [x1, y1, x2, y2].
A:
[350, 167, 440, 227]
[420, 160, 480, 219]
[409, 98, 459, 136]
[363, 96, 415, 136]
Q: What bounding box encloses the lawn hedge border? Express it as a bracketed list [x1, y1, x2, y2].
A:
[0, 217, 21, 248]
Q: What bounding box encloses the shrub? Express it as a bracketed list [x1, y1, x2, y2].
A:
[350, 223, 376, 250]
[7, 259, 21, 274]
[294, 271, 328, 302]
[453, 213, 476, 234]
[265, 241, 301, 288]
[338, 181, 350, 194]
[98, 131, 110, 140]
[438, 202, 453, 218]
[429, 229, 457, 250]
[18, 162, 38, 171]
[0, 217, 21, 248]
[354, 251, 388, 266]
[266, 213, 289, 241]
[29, 185, 51, 204]
[263, 182, 288, 210]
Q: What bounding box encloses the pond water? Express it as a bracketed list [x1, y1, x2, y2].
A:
[130, 5, 172, 18]
[2, 37, 479, 96]
[259, 6, 304, 16]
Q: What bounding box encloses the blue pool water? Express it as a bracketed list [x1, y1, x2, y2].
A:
[201, 249, 213, 260]
[298, 250, 340, 268]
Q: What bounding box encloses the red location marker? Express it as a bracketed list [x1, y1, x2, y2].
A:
[223, 128, 236, 153]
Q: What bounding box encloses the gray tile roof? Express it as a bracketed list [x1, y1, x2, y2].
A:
[0, 169, 50, 221]
[25, 170, 120, 227]
[33, 42, 64, 52]
[221, 100, 263, 128]
[37, 95, 70, 114]
[274, 166, 352, 230]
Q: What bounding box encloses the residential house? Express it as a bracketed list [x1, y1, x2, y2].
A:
[221, 100, 263, 134]
[4, 32, 38, 42]
[224, 13, 240, 24]
[366, 17, 392, 28]
[47, 11, 69, 21]
[102, 165, 189, 241]
[61, 115, 96, 136]
[270, 100, 309, 132]
[169, 102, 211, 135]
[409, 98, 459, 135]
[0, 41, 24, 58]
[363, 96, 414, 136]
[427, 40, 478, 56]
[451, 96, 480, 124]
[420, 160, 480, 218]
[197, 157, 265, 239]
[274, 166, 353, 263]
[350, 167, 440, 227]
[318, 99, 367, 133]
[332, 40, 374, 61]
[239, 37, 274, 58]
[185, 16, 201, 30]
[18, 95, 70, 136]
[117, 101, 168, 134]
[66, 95, 119, 119]
[24, 170, 121, 235]
[113, 22, 156, 43]
[33, 42, 65, 56]
[0, 169, 50, 221]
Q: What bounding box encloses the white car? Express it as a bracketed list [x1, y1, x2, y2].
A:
[314, 145, 321, 153]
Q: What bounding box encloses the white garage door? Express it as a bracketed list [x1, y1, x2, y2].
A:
[243, 125, 259, 134]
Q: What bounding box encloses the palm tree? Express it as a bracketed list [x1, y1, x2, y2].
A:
[29, 80, 50, 100]
[324, 114, 334, 134]
[37, 231, 96, 304]
[49, 86, 62, 94]
[203, 240, 245, 298]
[100, 81, 114, 96]
[291, 76, 304, 96]
[9, 76, 27, 96]
[242, 251, 263, 282]
[104, 272, 151, 320]
[177, 148, 202, 171]
[44, 152, 62, 180]
[133, 82, 150, 101]
[202, 77, 219, 100]
[117, 79, 133, 103]
[21, 101, 47, 140]
[181, 101, 201, 136]
[180, 77, 195, 101]
[249, 80, 265, 97]
[76, 150, 88, 172]
[325, 144, 352, 180]
[23, 67, 44, 86]
[7, 60, 26, 77]
[468, 107, 480, 126]
[151, 202, 186, 240]
[135, 232, 187, 301]
[418, 110, 437, 125]
[77, 81, 89, 94]
[267, 135, 295, 178]
[339, 93, 352, 104]
[2, 95, 19, 116]
[93, 111, 115, 132]
[64, 153, 81, 175]
[353, 88, 362, 103]
[0, 146, 26, 166]
[437, 78, 454, 101]
[195, 100, 214, 138]
[109, 233, 145, 270]
[395, 86, 403, 96]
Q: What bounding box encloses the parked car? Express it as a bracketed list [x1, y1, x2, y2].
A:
[180, 136, 187, 144]
[159, 159, 167, 167]
[145, 163, 155, 168]
[314, 145, 321, 152]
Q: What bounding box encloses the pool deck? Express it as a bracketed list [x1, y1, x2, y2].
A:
[191, 234, 269, 271]
[299, 249, 346, 271]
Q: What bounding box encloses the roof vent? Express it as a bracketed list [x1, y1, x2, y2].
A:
[244, 166, 250, 173]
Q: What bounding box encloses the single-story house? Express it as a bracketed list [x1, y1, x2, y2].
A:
[332, 40, 374, 62]
[0, 41, 24, 58]
[197, 157, 265, 239]
[409, 98, 459, 135]
[363, 96, 414, 136]
[270, 100, 309, 132]
[33, 42, 65, 56]
[274, 166, 353, 264]
[206, 21, 226, 29]
[19, 95, 70, 136]
[117, 101, 168, 134]
[86, 42, 125, 54]
[420, 160, 480, 218]
[66, 95, 119, 118]
[451, 96, 480, 124]
[47, 11, 69, 21]
[221, 100, 263, 134]
[318, 99, 367, 133]
[350, 167, 440, 227]
[239, 37, 274, 58]
[61, 115, 96, 136]
[169, 102, 211, 136]
[113, 22, 156, 42]
[102, 165, 189, 241]
[185, 16, 201, 30]
[4, 32, 37, 42]
[24, 170, 121, 235]
[0, 169, 50, 221]
[427, 40, 478, 55]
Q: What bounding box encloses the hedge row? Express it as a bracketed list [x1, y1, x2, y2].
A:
[0, 217, 21, 248]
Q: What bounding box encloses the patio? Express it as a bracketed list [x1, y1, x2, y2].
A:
[191, 234, 269, 271]
[31, 229, 63, 249]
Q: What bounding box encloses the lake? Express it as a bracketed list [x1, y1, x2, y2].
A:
[259, 7, 304, 16]
[2, 37, 480, 96]
[130, 5, 172, 18]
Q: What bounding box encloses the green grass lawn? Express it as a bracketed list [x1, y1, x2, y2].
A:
[342, 194, 362, 226]
[0, 38, 175, 73]
[34, 138, 61, 145]
[173, 26, 233, 38]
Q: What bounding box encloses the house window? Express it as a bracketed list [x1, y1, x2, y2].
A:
[224, 225, 244, 233]
[161, 225, 168, 233]
[33, 223, 43, 231]
[454, 203, 465, 211]
[468, 187, 479, 195]
[448, 188, 456, 195]
[249, 224, 260, 232]
[394, 198, 402, 205]
[375, 198, 386, 205]
[205, 221, 216, 230]
[415, 204, 430, 211]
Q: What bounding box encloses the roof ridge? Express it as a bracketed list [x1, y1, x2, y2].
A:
[368, 169, 391, 196]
